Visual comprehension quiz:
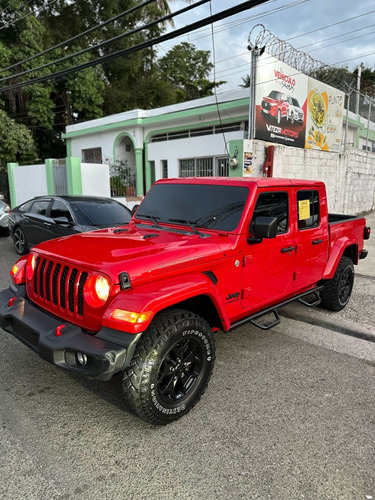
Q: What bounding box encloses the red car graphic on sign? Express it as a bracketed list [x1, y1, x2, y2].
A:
[261, 90, 289, 124]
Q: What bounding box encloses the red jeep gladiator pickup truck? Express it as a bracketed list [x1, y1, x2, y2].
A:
[0, 178, 370, 425]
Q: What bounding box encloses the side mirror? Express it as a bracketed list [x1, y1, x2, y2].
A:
[248, 216, 278, 244]
[131, 204, 139, 216]
[54, 216, 74, 226]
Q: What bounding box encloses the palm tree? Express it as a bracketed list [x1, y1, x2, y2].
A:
[240, 74, 250, 88]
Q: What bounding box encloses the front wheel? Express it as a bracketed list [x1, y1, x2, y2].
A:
[122, 309, 215, 425]
[320, 256, 354, 311]
[13, 227, 28, 255]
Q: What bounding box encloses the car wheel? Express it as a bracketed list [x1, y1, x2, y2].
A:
[13, 227, 28, 255]
[320, 256, 354, 311]
[122, 309, 215, 425]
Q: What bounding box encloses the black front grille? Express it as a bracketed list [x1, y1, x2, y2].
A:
[32, 257, 88, 316]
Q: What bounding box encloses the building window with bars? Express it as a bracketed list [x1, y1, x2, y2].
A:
[161, 160, 168, 178]
[82, 147, 102, 164]
[180, 157, 213, 177]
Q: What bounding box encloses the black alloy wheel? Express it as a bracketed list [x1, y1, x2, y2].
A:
[122, 309, 215, 425]
[320, 256, 354, 311]
[14, 227, 28, 255]
[157, 336, 204, 405]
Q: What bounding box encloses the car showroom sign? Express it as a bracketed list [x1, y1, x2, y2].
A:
[254, 53, 345, 152]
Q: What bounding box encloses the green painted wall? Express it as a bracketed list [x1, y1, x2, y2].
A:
[135, 148, 144, 196]
[66, 157, 82, 195]
[228, 140, 244, 177]
[45, 159, 55, 195]
[7, 163, 18, 208]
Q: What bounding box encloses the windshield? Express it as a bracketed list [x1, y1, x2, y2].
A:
[70, 199, 131, 226]
[269, 91, 282, 100]
[136, 183, 249, 232]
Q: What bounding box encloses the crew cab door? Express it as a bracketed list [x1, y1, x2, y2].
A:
[23, 198, 52, 245]
[293, 188, 329, 289]
[241, 190, 295, 310]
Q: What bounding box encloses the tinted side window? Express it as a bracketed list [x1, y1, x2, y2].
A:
[50, 200, 73, 222]
[251, 192, 289, 234]
[70, 200, 131, 226]
[297, 190, 319, 229]
[30, 200, 50, 216]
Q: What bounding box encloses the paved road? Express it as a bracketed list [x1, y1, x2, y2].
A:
[0, 224, 374, 500]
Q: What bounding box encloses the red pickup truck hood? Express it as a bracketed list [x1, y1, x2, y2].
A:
[33, 224, 228, 284]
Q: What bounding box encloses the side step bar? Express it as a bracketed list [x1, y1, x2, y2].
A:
[231, 286, 324, 331]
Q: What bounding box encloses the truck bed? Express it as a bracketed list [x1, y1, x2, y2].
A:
[328, 213, 362, 224]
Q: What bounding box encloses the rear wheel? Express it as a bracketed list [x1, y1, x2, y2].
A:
[14, 227, 28, 255]
[320, 256, 354, 311]
[122, 309, 215, 425]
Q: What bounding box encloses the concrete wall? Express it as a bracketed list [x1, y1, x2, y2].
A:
[343, 148, 375, 214]
[81, 162, 111, 197]
[272, 145, 375, 214]
[11, 164, 47, 206]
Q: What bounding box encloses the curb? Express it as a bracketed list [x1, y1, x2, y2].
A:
[280, 303, 375, 343]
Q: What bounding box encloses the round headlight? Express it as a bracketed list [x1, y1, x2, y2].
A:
[84, 274, 112, 308]
[95, 275, 110, 302]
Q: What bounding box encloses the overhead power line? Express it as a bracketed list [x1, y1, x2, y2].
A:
[0, 0, 156, 72]
[0, 0, 211, 83]
[0, 0, 271, 92]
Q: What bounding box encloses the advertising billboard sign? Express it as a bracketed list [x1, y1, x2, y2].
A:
[255, 54, 307, 148]
[254, 53, 344, 152]
[305, 78, 345, 152]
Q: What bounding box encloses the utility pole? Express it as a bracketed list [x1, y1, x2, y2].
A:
[355, 63, 363, 116]
[247, 39, 265, 140]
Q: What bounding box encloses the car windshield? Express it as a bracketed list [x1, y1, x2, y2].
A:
[269, 91, 282, 100]
[292, 98, 300, 107]
[136, 183, 249, 232]
[70, 199, 131, 226]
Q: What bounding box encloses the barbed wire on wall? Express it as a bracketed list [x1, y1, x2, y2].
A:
[248, 24, 374, 98]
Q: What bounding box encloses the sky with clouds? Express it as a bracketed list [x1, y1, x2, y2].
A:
[161, 0, 375, 93]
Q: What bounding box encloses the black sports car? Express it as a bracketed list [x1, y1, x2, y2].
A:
[9, 195, 132, 255]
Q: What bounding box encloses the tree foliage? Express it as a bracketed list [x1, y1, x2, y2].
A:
[158, 42, 225, 103]
[0, 1, 224, 160]
[0, 109, 37, 172]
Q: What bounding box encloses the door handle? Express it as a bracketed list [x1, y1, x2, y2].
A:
[44, 222, 52, 226]
[281, 246, 295, 253]
[312, 239, 323, 245]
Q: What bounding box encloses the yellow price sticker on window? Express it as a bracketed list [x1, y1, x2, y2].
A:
[298, 199, 310, 220]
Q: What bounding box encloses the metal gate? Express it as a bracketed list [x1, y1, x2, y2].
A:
[53, 159, 68, 195]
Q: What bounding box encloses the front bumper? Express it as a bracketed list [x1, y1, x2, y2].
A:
[0, 286, 141, 380]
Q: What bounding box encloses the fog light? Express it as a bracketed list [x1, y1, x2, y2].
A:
[76, 352, 88, 366]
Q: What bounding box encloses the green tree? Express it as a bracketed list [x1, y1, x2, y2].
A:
[239, 74, 250, 88]
[0, 109, 37, 169]
[158, 42, 225, 103]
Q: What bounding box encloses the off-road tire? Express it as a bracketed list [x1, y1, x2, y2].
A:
[122, 309, 215, 425]
[14, 227, 28, 255]
[320, 256, 354, 311]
